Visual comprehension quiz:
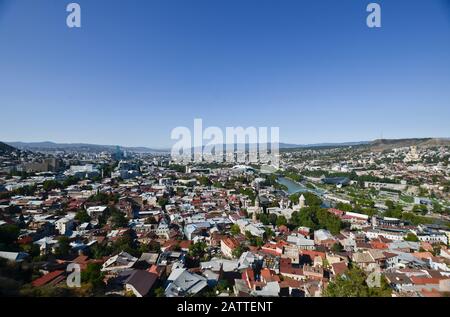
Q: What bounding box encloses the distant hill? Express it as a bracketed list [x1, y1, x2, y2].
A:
[6, 142, 169, 154]
[368, 138, 450, 151]
[0, 142, 19, 155]
[280, 141, 370, 150]
[5, 138, 449, 155]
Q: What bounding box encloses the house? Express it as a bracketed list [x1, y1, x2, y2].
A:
[384, 273, 413, 292]
[101, 251, 138, 273]
[261, 241, 287, 256]
[184, 222, 211, 240]
[252, 281, 281, 297]
[200, 258, 240, 272]
[233, 278, 252, 297]
[303, 264, 324, 280]
[55, 217, 74, 235]
[314, 229, 334, 244]
[410, 276, 442, 292]
[162, 240, 192, 252]
[137, 252, 160, 267]
[331, 262, 348, 277]
[165, 268, 208, 297]
[278, 278, 303, 297]
[86, 206, 108, 219]
[286, 234, 315, 250]
[352, 252, 377, 270]
[304, 280, 323, 297]
[237, 251, 257, 270]
[202, 269, 220, 287]
[124, 270, 158, 297]
[439, 248, 450, 260]
[429, 256, 450, 272]
[221, 237, 240, 258]
[0, 251, 29, 263]
[71, 255, 104, 271]
[32, 270, 66, 287]
[260, 268, 281, 284]
[279, 258, 304, 281]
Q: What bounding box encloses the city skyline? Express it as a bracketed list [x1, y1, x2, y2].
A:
[1, 0, 450, 147]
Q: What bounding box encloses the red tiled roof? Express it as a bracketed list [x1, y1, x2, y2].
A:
[280, 258, 303, 276]
[331, 262, 348, 276]
[32, 270, 65, 287]
[410, 277, 441, 285]
[300, 250, 326, 260]
[328, 208, 345, 217]
[279, 278, 302, 289]
[222, 237, 240, 249]
[370, 241, 389, 250]
[420, 289, 443, 297]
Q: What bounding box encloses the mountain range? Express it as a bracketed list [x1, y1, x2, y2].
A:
[3, 138, 450, 154]
[5, 142, 168, 154]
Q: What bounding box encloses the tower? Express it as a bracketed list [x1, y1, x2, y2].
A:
[299, 194, 306, 209]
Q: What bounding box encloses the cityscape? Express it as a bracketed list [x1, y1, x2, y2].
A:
[1, 0, 450, 302]
[0, 138, 449, 297]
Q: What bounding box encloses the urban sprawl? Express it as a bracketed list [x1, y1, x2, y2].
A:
[1, 139, 450, 297]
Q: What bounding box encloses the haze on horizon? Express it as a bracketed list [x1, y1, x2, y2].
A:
[1, 0, 450, 148]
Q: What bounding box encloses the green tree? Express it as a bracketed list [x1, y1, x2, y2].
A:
[197, 176, 212, 187]
[0, 224, 20, 248]
[276, 215, 287, 227]
[55, 236, 71, 257]
[109, 210, 128, 229]
[63, 176, 80, 187]
[111, 232, 138, 256]
[290, 206, 343, 235]
[290, 192, 322, 207]
[42, 180, 62, 191]
[89, 244, 112, 259]
[324, 267, 370, 297]
[230, 224, 241, 235]
[188, 241, 207, 258]
[168, 164, 185, 173]
[232, 245, 248, 258]
[239, 188, 256, 202]
[264, 227, 274, 241]
[268, 213, 278, 226]
[331, 242, 344, 253]
[75, 210, 91, 223]
[404, 233, 419, 242]
[336, 203, 353, 212]
[154, 287, 165, 297]
[259, 213, 270, 225]
[412, 204, 428, 215]
[433, 203, 442, 214]
[158, 197, 169, 209]
[81, 263, 105, 289]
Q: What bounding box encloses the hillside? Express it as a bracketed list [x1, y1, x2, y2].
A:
[369, 138, 450, 151]
[6, 141, 168, 154]
[0, 142, 19, 155]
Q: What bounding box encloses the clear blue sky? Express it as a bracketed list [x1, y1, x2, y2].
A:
[1, 0, 450, 148]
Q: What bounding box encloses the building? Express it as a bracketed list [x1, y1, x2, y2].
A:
[221, 237, 240, 258]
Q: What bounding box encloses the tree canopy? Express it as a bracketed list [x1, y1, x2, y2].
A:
[290, 206, 343, 235]
[324, 267, 392, 297]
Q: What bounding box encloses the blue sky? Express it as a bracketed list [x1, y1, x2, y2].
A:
[1, 0, 450, 148]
